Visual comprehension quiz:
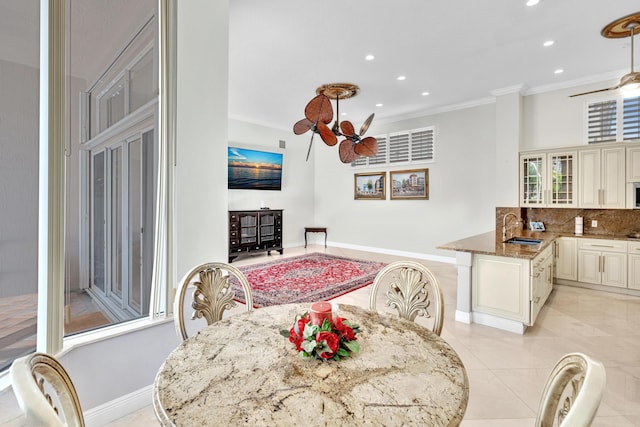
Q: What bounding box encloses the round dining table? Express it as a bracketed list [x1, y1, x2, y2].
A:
[153, 303, 469, 426]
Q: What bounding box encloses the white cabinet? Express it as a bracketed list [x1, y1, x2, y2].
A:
[578, 238, 627, 288]
[554, 237, 577, 281]
[472, 245, 553, 326]
[629, 241, 640, 290]
[578, 146, 625, 209]
[627, 143, 640, 182]
[520, 151, 577, 208]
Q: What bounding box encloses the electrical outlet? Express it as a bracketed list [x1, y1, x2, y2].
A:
[591, 220, 598, 228]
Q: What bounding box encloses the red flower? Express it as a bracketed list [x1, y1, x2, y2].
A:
[316, 331, 340, 359]
[333, 317, 356, 341]
[288, 315, 310, 351]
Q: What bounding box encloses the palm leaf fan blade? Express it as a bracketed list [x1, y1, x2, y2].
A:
[317, 122, 338, 146]
[353, 136, 378, 157]
[304, 94, 333, 124]
[293, 118, 313, 135]
[338, 140, 358, 163]
[359, 113, 375, 136]
[340, 120, 355, 137]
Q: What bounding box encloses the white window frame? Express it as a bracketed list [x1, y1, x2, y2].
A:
[351, 126, 436, 168]
[36, 0, 176, 357]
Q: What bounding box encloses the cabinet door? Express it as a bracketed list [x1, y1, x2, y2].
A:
[520, 154, 545, 206]
[472, 255, 529, 323]
[627, 144, 640, 182]
[601, 252, 627, 288]
[601, 147, 625, 208]
[578, 250, 601, 284]
[578, 149, 601, 208]
[555, 237, 577, 281]
[629, 254, 640, 290]
[548, 152, 577, 207]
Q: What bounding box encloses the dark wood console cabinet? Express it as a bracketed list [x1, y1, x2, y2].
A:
[228, 209, 283, 262]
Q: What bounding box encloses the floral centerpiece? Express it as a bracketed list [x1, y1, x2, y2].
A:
[280, 312, 360, 360]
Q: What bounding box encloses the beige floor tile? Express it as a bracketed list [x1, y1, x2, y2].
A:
[463, 369, 535, 419]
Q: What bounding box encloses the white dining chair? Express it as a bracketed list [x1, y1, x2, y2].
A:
[536, 352, 606, 427]
[174, 262, 254, 341]
[369, 260, 444, 336]
[10, 352, 85, 427]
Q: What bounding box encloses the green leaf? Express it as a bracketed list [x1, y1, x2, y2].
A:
[279, 329, 291, 338]
[337, 348, 349, 357]
[344, 340, 360, 353]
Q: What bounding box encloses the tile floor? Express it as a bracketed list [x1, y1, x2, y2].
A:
[4, 245, 640, 426]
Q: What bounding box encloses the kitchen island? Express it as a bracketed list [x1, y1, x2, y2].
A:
[438, 230, 557, 334]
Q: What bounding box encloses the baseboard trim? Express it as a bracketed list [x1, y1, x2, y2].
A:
[472, 312, 527, 335]
[327, 241, 456, 264]
[84, 384, 153, 425]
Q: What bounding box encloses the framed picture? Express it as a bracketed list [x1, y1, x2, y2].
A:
[390, 168, 429, 200]
[354, 172, 386, 200]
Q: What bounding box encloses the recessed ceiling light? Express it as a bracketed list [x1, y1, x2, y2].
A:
[543, 40, 554, 47]
[526, 0, 539, 6]
[554, 69, 564, 74]
[365, 54, 375, 61]
[376, 103, 383, 107]
[397, 75, 406, 81]
[421, 91, 430, 96]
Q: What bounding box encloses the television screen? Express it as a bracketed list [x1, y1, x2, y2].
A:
[228, 147, 283, 190]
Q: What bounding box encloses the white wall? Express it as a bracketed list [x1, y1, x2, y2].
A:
[228, 119, 315, 247]
[0, 59, 38, 298]
[175, 0, 230, 276]
[313, 104, 498, 258]
[522, 77, 619, 150]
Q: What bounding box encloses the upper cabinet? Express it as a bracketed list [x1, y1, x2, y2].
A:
[627, 142, 640, 182]
[520, 150, 577, 208]
[578, 146, 625, 209]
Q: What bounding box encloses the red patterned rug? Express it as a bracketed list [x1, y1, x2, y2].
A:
[231, 253, 386, 308]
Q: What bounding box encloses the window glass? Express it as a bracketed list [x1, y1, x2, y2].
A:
[130, 49, 155, 112]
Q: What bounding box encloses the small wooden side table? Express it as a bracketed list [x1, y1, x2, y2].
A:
[304, 227, 327, 248]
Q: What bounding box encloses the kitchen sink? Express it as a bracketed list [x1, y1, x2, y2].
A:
[504, 237, 542, 245]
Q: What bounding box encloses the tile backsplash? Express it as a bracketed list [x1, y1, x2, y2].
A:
[496, 207, 640, 237]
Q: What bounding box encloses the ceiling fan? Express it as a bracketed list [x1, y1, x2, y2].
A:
[571, 12, 640, 97]
[293, 83, 378, 163]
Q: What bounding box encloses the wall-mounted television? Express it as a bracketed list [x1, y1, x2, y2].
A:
[228, 147, 283, 191]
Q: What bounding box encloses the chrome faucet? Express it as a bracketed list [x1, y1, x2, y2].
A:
[502, 212, 520, 241]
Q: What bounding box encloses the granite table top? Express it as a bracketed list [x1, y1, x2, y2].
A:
[153, 303, 469, 426]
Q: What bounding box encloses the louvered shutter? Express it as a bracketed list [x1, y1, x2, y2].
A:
[623, 96, 640, 141]
[389, 133, 410, 163]
[368, 136, 387, 165]
[410, 128, 434, 161]
[587, 100, 617, 144]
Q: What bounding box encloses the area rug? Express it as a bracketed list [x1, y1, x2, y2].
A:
[231, 253, 386, 308]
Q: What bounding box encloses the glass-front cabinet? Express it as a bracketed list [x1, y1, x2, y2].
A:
[520, 150, 577, 208]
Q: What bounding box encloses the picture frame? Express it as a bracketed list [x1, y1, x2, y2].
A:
[390, 168, 429, 200]
[354, 172, 386, 200]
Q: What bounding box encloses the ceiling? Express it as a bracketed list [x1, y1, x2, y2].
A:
[1, 1, 638, 134]
[228, 0, 639, 131]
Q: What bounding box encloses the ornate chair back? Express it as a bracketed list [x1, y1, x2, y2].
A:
[10, 352, 85, 427]
[174, 262, 254, 341]
[535, 352, 606, 427]
[369, 260, 444, 336]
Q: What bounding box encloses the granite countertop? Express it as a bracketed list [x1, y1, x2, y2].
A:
[154, 303, 469, 426]
[438, 230, 638, 260]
